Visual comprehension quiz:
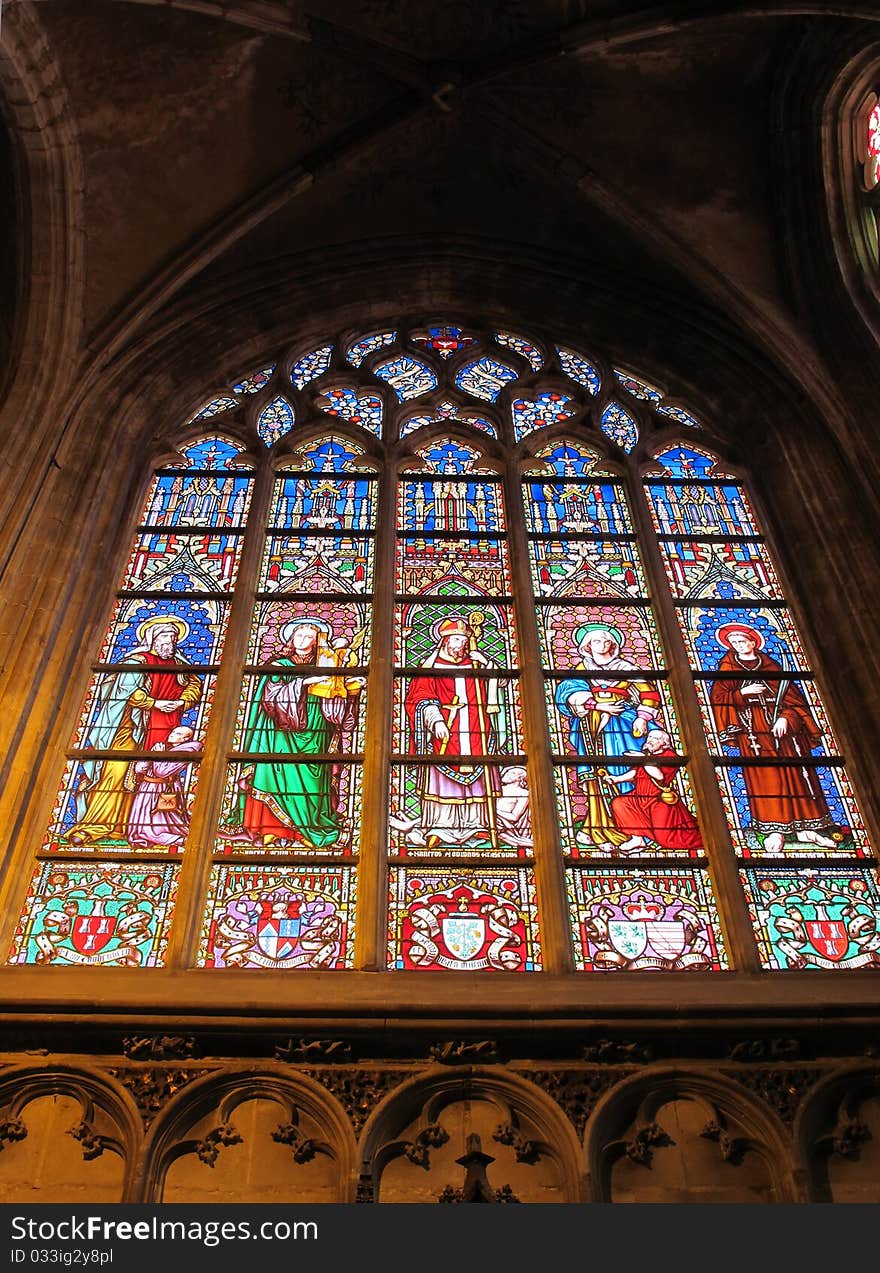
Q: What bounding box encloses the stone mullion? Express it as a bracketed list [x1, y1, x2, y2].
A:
[352, 464, 395, 970]
[503, 466, 573, 975]
[628, 466, 760, 972]
[165, 463, 273, 968]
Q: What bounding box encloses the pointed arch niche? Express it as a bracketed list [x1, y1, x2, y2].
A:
[4, 321, 878, 979]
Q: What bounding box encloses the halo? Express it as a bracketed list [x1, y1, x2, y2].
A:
[574, 622, 623, 649]
[280, 617, 332, 645]
[716, 622, 764, 651]
[136, 614, 190, 644]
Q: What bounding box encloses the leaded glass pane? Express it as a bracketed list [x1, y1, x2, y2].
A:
[613, 370, 662, 403]
[494, 331, 543, 371]
[398, 478, 505, 533]
[199, 865, 356, 967]
[291, 344, 333, 389]
[270, 474, 376, 530]
[715, 764, 868, 858]
[260, 532, 374, 593]
[741, 867, 880, 969]
[523, 480, 632, 535]
[389, 764, 531, 857]
[557, 347, 600, 394]
[658, 404, 702, 430]
[511, 391, 575, 442]
[232, 365, 276, 395]
[646, 481, 757, 535]
[247, 599, 371, 666]
[316, 386, 383, 437]
[374, 354, 437, 401]
[217, 761, 363, 855]
[537, 604, 665, 671]
[600, 402, 639, 453]
[388, 868, 541, 969]
[257, 395, 295, 446]
[122, 531, 245, 593]
[555, 759, 701, 858]
[187, 395, 238, 422]
[142, 473, 252, 528]
[345, 330, 396, 366]
[544, 677, 681, 756]
[454, 356, 516, 402]
[397, 536, 511, 595]
[411, 324, 477, 358]
[528, 539, 646, 598]
[395, 603, 518, 669]
[9, 862, 179, 967]
[567, 867, 726, 970]
[658, 539, 782, 600]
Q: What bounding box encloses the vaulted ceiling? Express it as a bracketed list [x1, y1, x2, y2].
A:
[10, 1, 848, 338]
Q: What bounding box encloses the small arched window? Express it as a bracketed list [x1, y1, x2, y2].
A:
[7, 322, 878, 974]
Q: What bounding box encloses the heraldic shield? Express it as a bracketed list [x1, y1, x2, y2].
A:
[442, 912, 486, 963]
[256, 898, 302, 962]
[72, 904, 117, 955]
[805, 918, 849, 963]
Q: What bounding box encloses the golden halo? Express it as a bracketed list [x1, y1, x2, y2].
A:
[136, 614, 190, 644]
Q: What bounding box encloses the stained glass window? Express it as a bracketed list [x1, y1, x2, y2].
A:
[494, 331, 543, 371]
[400, 401, 497, 439]
[345, 330, 396, 367]
[613, 369, 662, 404]
[524, 436, 726, 970]
[256, 396, 295, 447]
[600, 402, 639, 453]
[658, 404, 702, 430]
[232, 366, 276, 395]
[865, 98, 880, 189]
[316, 386, 383, 437]
[648, 443, 875, 968]
[511, 391, 575, 442]
[187, 396, 239, 423]
[411, 325, 477, 359]
[291, 345, 333, 389]
[9, 434, 254, 966]
[557, 348, 600, 395]
[12, 319, 877, 978]
[455, 357, 517, 402]
[374, 354, 438, 401]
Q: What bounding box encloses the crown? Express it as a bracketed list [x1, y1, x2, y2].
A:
[622, 893, 664, 921]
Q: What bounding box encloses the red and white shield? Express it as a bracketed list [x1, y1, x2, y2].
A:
[72, 909, 117, 955]
[805, 919, 849, 962]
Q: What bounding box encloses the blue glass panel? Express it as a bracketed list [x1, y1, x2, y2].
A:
[646, 481, 758, 535]
[653, 445, 723, 478]
[613, 370, 662, 403]
[600, 402, 639, 453]
[345, 330, 396, 367]
[557, 347, 600, 395]
[317, 386, 383, 436]
[257, 396, 295, 447]
[494, 331, 543, 371]
[511, 392, 575, 442]
[523, 481, 632, 535]
[398, 478, 504, 533]
[455, 357, 517, 402]
[291, 345, 332, 389]
[374, 354, 437, 401]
